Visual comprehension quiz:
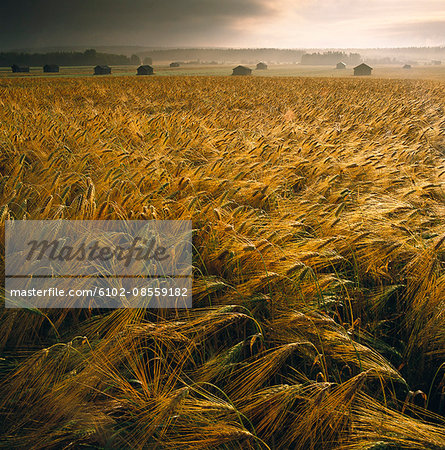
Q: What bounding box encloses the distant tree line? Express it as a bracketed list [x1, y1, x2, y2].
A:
[0, 49, 141, 67]
[301, 51, 362, 65]
[139, 48, 306, 64]
[366, 56, 403, 65]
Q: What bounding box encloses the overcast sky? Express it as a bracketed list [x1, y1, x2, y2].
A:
[1, 0, 445, 50]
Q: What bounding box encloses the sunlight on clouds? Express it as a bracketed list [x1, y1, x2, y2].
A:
[1, 0, 444, 49]
[228, 0, 445, 48]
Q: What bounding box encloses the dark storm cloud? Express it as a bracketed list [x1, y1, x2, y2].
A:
[2, 0, 445, 50]
[0, 0, 275, 49]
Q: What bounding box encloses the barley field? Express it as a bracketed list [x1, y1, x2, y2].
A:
[1, 75, 445, 449]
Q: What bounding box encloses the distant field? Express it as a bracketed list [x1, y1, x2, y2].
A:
[1, 75, 445, 448]
[1, 63, 445, 79]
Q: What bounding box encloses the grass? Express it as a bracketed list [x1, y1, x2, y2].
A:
[0, 74, 445, 448]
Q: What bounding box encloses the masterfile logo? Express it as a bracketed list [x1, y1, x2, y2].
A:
[25, 236, 169, 267]
[5, 220, 192, 308]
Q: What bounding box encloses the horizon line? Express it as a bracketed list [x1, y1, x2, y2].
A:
[2, 44, 445, 53]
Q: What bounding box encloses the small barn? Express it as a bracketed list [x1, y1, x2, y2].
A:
[232, 65, 252, 76]
[11, 64, 30, 73]
[137, 65, 154, 75]
[403, 64, 412, 70]
[353, 63, 372, 76]
[94, 65, 111, 75]
[256, 62, 267, 70]
[336, 62, 346, 70]
[170, 62, 180, 68]
[43, 64, 59, 73]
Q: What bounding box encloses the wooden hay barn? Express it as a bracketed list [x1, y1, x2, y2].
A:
[232, 65, 252, 76]
[137, 65, 154, 75]
[94, 65, 111, 75]
[43, 64, 59, 73]
[353, 63, 372, 76]
[336, 62, 346, 69]
[170, 62, 180, 68]
[11, 64, 29, 73]
[256, 62, 267, 70]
